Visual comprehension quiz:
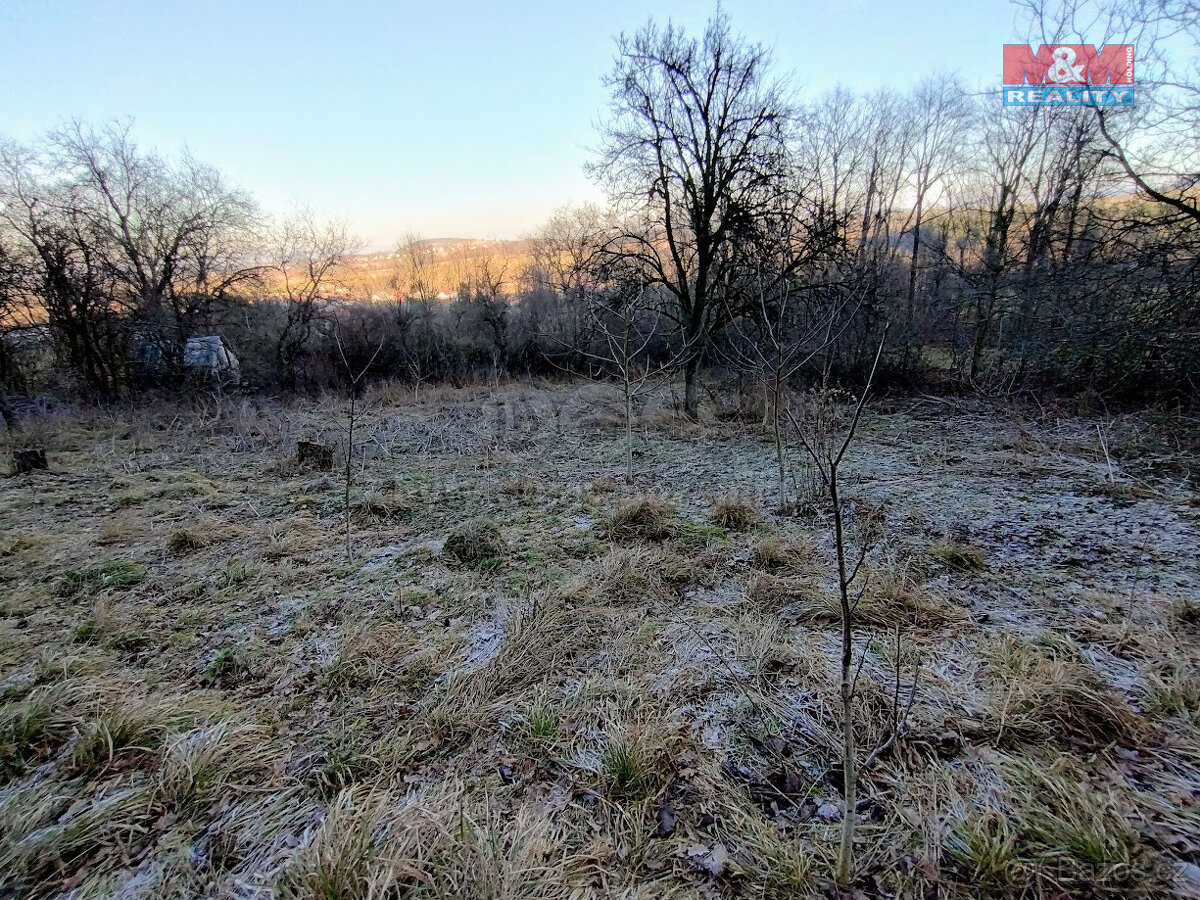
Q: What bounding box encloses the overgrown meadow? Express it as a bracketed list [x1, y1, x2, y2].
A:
[1, 381, 1198, 898]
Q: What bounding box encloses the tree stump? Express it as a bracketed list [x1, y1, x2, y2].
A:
[12, 449, 47, 474]
[296, 440, 334, 471]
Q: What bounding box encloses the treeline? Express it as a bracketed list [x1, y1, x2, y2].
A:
[1, 2, 1197, 415]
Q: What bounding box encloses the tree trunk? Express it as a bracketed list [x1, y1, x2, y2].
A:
[0, 392, 18, 433]
[624, 376, 634, 485]
[906, 195, 923, 324]
[771, 349, 786, 511]
[683, 354, 701, 420]
[831, 466, 858, 886]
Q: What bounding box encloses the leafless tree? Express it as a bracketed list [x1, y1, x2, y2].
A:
[0, 235, 27, 431]
[0, 122, 259, 394]
[272, 210, 359, 389]
[721, 182, 851, 509]
[591, 12, 795, 418]
[0, 137, 129, 396]
[50, 120, 260, 375]
[900, 77, 974, 332]
[333, 325, 384, 563]
[1015, 0, 1200, 225]
[587, 282, 670, 484]
[526, 203, 608, 301]
[787, 328, 917, 886]
[463, 252, 511, 384]
[525, 205, 612, 373]
[395, 233, 438, 304]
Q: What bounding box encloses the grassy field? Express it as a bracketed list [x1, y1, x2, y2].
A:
[1, 381, 1198, 899]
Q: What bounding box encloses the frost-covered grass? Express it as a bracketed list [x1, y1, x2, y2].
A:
[0, 382, 1197, 898]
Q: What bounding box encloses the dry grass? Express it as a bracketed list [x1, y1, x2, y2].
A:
[784, 569, 966, 631]
[444, 518, 506, 566]
[600, 495, 677, 542]
[66, 696, 213, 775]
[350, 492, 414, 523]
[0, 684, 81, 782]
[0, 387, 1194, 898]
[944, 755, 1167, 898]
[745, 571, 823, 612]
[930, 539, 987, 572]
[555, 546, 695, 606]
[748, 536, 815, 575]
[981, 636, 1148, 749]
[156, 723, 274, 810]
[710, 496, 763, 531]
[166, 527, 208, 553]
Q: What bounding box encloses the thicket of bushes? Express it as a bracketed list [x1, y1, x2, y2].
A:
[2, 8, 1198, 412]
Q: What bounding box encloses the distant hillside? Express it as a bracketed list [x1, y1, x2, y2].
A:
[345, 238, 532, 299]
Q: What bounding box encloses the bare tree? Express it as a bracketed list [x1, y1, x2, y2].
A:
[0, 122, 259, 394]
[591, 12, 795, 418]
[1016, 0, 1200, 225]
[50, 120, 260, 375]
[0, 137, 128, 396]
[272, 210, 359, 389]
[901, 77, 973, 330]
[587, 283, 670, 484]
[463, 252, 511, 385]
[525, 205, 612, 374]
[333, 325, 384, 563]
[396, 233, 438, 304]
[788, 328, 918, 886]
[526, 204, 608, 301]
[0, 235, 26, 431]
[721, 184, 851, 510]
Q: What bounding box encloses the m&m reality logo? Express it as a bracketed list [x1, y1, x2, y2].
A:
[1003, 44, 1135, 106]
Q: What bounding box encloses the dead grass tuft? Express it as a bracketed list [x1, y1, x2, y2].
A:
[156, 723, 274, 811]
[67, 696, 215, 775]
[444, 519, 506, 567]
[710, 496, 763, 531]
[499, 475, 539, 500]
[588, 476, 618, 494]
[275, 786, 395, 899]
[422, 594, 609, 748]
[601, 495, 676, 542]
[745, 572, 823, 612]
[0, 684, 79, 782]
[1171, 597, 1200, 629]
[166, 528, 208, 554]
[946, 756, 1166, 898]
[784, 569, 965, 630]
[555, 546, 693, 606]
[931, 539, 987, 572]
[1144, 663, 1200, 725]
[57, 560, 147, 599]
[748, 536, 814, 575]
[350, 493, 414, 523]
[982, 636, 1147, 749]
[0, 782, 156, 890]
[323, 624, 422, 698]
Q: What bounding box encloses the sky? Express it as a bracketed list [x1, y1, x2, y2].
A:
[0, 0, 1025, 248]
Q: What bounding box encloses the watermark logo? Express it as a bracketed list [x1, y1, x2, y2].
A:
[1003, 44, 1134, 106]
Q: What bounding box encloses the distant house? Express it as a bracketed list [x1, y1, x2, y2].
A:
[137, 335, 240, 381]
[184, 336, 240, 380]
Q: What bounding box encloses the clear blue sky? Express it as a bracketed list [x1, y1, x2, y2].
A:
[1, 0, 1022, 247]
